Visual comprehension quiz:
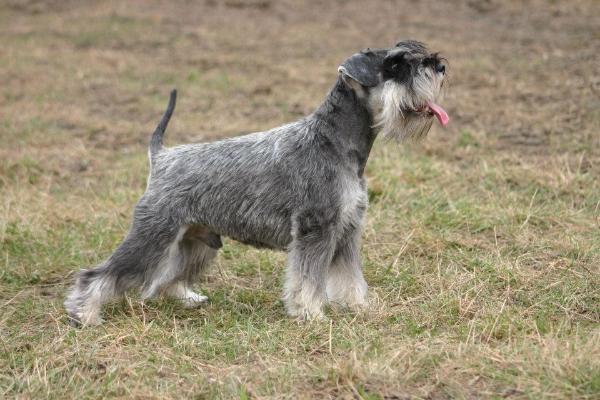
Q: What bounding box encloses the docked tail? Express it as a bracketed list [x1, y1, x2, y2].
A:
[149, 89, 177, 158]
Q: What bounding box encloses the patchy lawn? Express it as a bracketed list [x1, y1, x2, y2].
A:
[1, 0, 599, 398]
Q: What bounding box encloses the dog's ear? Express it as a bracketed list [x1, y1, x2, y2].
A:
[338, 49, 385, 88]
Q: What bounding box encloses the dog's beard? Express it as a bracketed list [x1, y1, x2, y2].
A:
[371, 71, 441, 141]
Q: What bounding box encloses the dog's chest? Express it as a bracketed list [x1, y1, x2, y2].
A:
[338, 176, 368, 229]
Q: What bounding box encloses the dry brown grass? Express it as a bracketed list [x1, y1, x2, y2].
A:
[1, 0, 599, 398]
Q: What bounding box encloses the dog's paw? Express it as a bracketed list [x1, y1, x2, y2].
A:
[300, 312, 327, 323]
[288, 306, 326, 322]
[67, 311, 103, 327]
[181, 292, 208, 308]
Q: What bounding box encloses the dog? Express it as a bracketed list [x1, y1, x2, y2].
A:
[65, 40, 449, 325]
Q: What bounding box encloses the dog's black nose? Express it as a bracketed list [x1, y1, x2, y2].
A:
[435, 63, 446, 74]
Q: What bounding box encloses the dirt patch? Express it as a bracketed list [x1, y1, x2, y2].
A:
[2, 0, 598, 163]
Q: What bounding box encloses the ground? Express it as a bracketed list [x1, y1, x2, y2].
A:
[1, 0, 599, 398]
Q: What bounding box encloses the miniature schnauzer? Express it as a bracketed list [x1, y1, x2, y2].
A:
[65, 40, 449, 325]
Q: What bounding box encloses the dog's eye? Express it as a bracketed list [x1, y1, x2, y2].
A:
[435, 63, 446, 74]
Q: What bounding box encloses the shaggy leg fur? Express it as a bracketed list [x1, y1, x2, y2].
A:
[327, 228, 368, 310]
[283, 215, 338, 320]
[159, 228, 219, 307]
[64, 222, 176, 326]
[65, 224, 219, 325]
[64, 264, 117, 326]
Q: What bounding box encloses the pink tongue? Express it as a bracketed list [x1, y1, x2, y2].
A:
[426, 101, 450, 126]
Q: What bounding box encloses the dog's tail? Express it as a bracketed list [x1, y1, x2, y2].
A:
[149, 89, 177, 158]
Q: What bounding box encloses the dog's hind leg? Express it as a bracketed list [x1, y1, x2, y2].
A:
[139, 225, 188, 300]
[64, 220, 178, 326]
[65, 199, 185, 326]
[150, 225, 221, 308]
[64, 262, 118, 326]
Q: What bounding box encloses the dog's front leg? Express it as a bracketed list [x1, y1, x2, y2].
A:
[327, 227, 368, 311]
[283, 212, 338, 320]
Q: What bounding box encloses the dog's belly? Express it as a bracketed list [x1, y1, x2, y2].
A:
[217, 219, 292, 251]
[199, 194, 294, 251]
[228, 236, 281, 250]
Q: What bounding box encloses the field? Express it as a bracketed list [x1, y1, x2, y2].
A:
[1, 0, 599, 398]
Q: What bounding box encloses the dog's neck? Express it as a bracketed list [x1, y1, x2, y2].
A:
[310, 77, 377, 177]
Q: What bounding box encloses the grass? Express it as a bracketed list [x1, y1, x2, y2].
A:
[1, 0, 599, 398]
[2, 143, 598, 398]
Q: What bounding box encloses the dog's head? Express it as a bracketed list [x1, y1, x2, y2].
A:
[339, 40, 449, 140]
